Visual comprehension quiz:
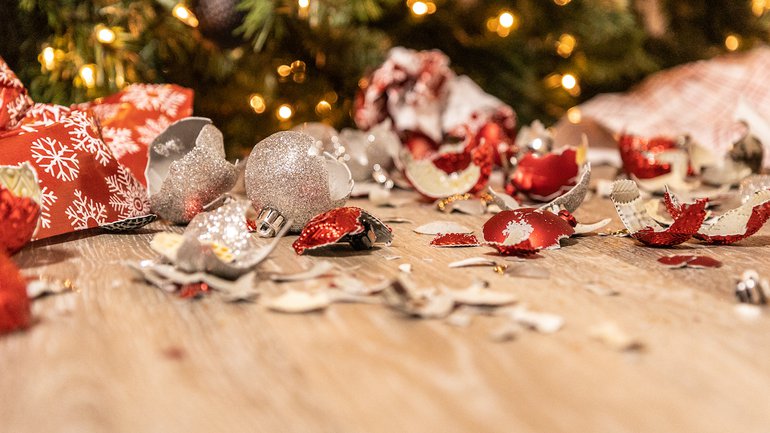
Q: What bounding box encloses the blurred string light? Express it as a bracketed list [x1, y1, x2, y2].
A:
[298, 0, 309, 18]
[567, 107, 582, 124]
[554, 0, 572, 5]
[95, 25, 116, 44]
[315, 100, 332, 116]
[561, 73, 580, 96]
[78, 64, 97, 88]
[39, 47, 56, 71]
[277, 104, 294, 120]
[752, 0, 770, 16]
[172, 3, 199, 27]
[249, 94, 266, 114]
[725, 34, 741, 51]
[407, 0, 436, 17]
[556, 33, 576, 57]
[487, 10, 518, 37]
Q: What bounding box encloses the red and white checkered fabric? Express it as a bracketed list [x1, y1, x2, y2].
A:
[580, 47, 770, 167]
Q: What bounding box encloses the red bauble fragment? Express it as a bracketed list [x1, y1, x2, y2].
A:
[178, 282, 210, 299]
[430, 233, 480, 248]
[509, 147, 580, 201]
[618, 134, 678, 179]
[657, 255, 721, 269]
[293, 207, 393, 255]
[482, 208, 574, 256]
[0, 185, 40, 255]
[633, 199, 707, 247]
[0, 253, 31, 334]
[557, 210, 578, 227]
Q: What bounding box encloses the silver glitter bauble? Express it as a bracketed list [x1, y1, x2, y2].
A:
[146, 117, 237, 224]
[245, 131, 353, 236]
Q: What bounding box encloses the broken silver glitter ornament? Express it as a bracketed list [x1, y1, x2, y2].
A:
[146, 117, 238, 224]
[338, 120, 400, 182]
[245, 131, 354, 236]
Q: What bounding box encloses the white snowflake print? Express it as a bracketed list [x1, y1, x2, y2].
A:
[106, 165, 150, 219]
[20, 103, 70, 133]
[30, 137, 80, 182]
[119, 84, 186, 117]
[102, 127, 140, 159]
[88, 103, 121, 121]
[0, 61, 23, 87]
[38, 186, 58, 229]
[61, 110, 113, 166]
[5, 94, 31, 127]
[136, 115, 171, 146]
[65, 189, 107, 230]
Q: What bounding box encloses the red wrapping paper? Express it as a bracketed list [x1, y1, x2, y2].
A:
[0, 56, 194, 240]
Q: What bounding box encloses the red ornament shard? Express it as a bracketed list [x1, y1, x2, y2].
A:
[0, 185, 40, 255]
[430, 233, 480, 248]
[657, 255, 722, 269]
[610, 180, 706, 247]
[666, 189, 770, 245]
[508, 144, 583, 202]
[293, 207, 393, 255]
[482, 208, 574, 256]
[618, 134, 679, 180]
[0, 253, 31, 334]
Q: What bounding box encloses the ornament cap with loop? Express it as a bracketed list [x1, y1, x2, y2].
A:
[255, 207, 287, 238]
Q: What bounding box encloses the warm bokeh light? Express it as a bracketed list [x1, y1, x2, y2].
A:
[277, 64, 292, 77]
[249, 94, 266, 114]
[298, 0, 309, 8]
[172, 4, 199, 27]
[95, 25, 116, 44]
[561, 73, 577, 90]
[554, 0, 572, 5]
[752, 0, 769, 16]
[411, 1, 428, 16]
[79, 64, 96, 88]
[498, 12, 515, 29]
[40, 47, 56, 70]
[556, 33, 576, 58]
[315, 100, 332, 116]
[725, 34, 740, 51]
[567, 107, 582, 124]
[277, 104, 294, 120]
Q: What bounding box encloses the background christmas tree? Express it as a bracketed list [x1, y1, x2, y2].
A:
[3, 0, 769, 157]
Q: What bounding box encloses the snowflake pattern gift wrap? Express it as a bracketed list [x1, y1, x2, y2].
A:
[0, 56, 193, 240]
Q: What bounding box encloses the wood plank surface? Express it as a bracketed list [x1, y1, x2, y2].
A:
[3, 170, 770, 433]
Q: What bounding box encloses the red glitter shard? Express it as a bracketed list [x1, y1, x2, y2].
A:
[482, 208, 574, 256]
[657, 255, 722, 269]
[508, 146, 581, 201]
[618, 134, 679, 180]
[0, 253, 31, 334]
[633, 199, 707, 246]
[293, 207, 393, 255]
[178, 282, 210, 299]
[430, 233, 480, 248]
[0, 185, 40, 255]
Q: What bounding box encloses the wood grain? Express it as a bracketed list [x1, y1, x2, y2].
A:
[3, 175, 770, 433]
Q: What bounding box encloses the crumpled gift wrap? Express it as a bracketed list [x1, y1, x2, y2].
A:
[75, 83, 194, 186]
[579, 47, 770, 168]
[0, 56, 193, 240]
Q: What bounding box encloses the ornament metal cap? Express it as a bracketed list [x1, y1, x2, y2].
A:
[255, 207, 287, 238]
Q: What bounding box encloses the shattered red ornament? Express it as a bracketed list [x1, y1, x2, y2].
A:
[610, 180, 707, 247]
[482, 208, 574, 256]
[0, 185, 40, 255]
[430, 233, 480, 248]
[618, 134, 680, 180]
[508, 144, 585, 201]
[293, 207, 393, 255]
[665, 188, 770, 245]
[0, 253, 31, 334]
[657, 255, 722, 269]
[403, 132, 494, 199]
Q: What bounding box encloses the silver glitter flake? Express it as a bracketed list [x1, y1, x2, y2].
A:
[245, 131, 353, 232]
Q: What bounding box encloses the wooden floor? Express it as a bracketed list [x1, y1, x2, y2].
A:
[4, 173, 770, 433]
